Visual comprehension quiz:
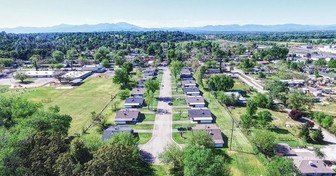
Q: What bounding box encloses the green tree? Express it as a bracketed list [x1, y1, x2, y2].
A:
[187, 131, 214, 148]
[25, 133, 68, 176]
[314, 69, 320, 78]
[241, 114, 253, 129]
[246, 100, 258, 117]
[52, 50, 64, 63]
[287, 90, 313, 111]
[107, 132, 138, 147]
[251, 130, 275, 157]
[314, 58, 326, 67]
[207, 74, 234, 91]
[311, 127, 324, 143]
[14, 72, 28, 83]
[122, 62, 133, 74]
[145, 79, 160, 95]
[159, 144, 184, 176]
[264, 80, 288, 100]
[113, 68, 130, 89]
[216, 91, 238, 106]
[171, 60, 183, 78]
[118, 90, 131, 100]
[145, 91, 154, 110]
[29, 54, 41, 71]
[266, 157, 300, 176]
[82, 142, 151, 176]
[100, 59, 109, 68]
[252, 93, 273, 109]
[183, 146, 229, 176]
[299, 123, 311, 142]
[327, 58, 336, 68]
[255, 111, 273, 128]
[66, 49, 76, 70]
[194, 65, 206, 87]
[95, 47, 111, 62]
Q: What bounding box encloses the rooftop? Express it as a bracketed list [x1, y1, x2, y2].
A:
[192, 124, 224, 145]
[185, 96, 205, 104]
[102, 126, 133, 141]
[115, 109, 140, 121]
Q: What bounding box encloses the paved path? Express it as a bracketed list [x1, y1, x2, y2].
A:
[139, 67, 177, 164]
[134, 130, 153, 133]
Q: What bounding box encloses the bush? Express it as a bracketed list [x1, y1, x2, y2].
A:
[289, 109, 303, 120]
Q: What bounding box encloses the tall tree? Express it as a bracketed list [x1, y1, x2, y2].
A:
[170, 60, 183, 78]
[95, 47, 111, 62]
[266, 157, 300, 176]
[112, 68, 130, 89]
[159, 144, 184, 176]
[207, 75, 234, 91]
[29, 54, 41, 71]
[52, 50, 64, 63]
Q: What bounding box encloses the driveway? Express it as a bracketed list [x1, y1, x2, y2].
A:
[139, 67, 177, 164]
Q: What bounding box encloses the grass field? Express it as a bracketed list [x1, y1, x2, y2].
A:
[137, 133, 152, 144]
[172, 113, 189, 121]
[12, 77, 119, 135]
[172, 132, 192, 144]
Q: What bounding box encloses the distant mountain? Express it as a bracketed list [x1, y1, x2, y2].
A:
[2, 23, 336, 33]
[0, 22, 143, 33]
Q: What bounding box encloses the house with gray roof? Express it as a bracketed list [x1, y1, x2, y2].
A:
[102, 126, 134, 141]
[124, 97, 144, 108]
[188, 109, 213, 123]
[185, 96, 205, 108]
[192, 124, 224, 148]
[115, 109, 140, 124]
[131, 88, 145, 98]
[182, 80, 197, 88]
[293, 158, 334, 176]
[183, 87, 200, 96]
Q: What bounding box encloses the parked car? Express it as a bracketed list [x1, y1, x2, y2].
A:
[168, 101, 172, 106]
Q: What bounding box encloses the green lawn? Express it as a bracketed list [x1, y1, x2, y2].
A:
[172, 123, 196, 129]
[232, 80, 250, 91]
[143, 114, 156, 121]
[124, 124, 154, 130]
[172, 132, 192, 144]
[172, 113, 189, 121]
[14, 77, 120, 135]
[137, 133, 152, 144]
[173, 99, 186, 106]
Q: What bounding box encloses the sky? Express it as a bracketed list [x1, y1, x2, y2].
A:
[1, 0, 336, 28]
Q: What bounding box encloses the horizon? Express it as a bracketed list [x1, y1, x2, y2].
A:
[1, 0, 336, 28]
[3, 22, 336, 29]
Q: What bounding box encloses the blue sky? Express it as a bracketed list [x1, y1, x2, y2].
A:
[1, 0, 335, 28]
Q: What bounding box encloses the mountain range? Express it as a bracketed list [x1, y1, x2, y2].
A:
[1, 22, 336, 33]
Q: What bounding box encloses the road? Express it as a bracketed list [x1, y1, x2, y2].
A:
[139, 67, 176, 164]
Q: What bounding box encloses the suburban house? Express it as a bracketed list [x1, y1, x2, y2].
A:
[124, 97, 144, 108]
[192, 124, 224, 148]
[273, 143, 297, 156]
[293, 158, 334, 176]
[280, 79, 305, 87]
[131, 88, 145, 98]
[144, 68, 158, 76]
[180, 68, 193, 79]
[181, 79, 197, 88]
[114, 109, 140, 124]
[82, 64, 106, 73]
[185, 96, 205, 108]
[183, 87, 200, 96]
[205, 68, 221, 74]
[188, 109, 213, 123]
[102, 126, 134, 141]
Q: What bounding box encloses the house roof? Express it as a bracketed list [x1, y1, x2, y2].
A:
[115, 109, 140, 121]
[185, 96, 205, 105]
[293, 158, 334, 174]
[188, 109, 211, 118]
[125, 97, 144, 105]
[192, 124, 224, 145]
[131, 88, 145, 95]
[102, 126, 133, 141]
[181, 80, 196, 85]
[184, 87, 200, 94]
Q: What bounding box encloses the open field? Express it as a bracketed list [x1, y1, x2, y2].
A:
[137, 133, 152, 144]
[3, 76, 119, 135]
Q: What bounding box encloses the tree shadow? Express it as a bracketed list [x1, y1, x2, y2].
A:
[140, 150, 155, 164]
[270, 127, 290, 135]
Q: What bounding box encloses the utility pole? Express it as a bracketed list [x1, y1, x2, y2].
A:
[230, 115, 234, 150]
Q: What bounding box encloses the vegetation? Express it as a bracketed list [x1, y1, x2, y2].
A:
[208, 74, 234, 91]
